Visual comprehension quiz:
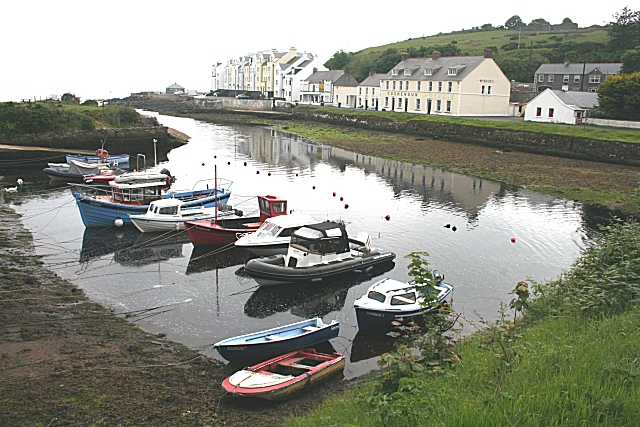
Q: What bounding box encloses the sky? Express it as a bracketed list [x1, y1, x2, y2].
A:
[0, 1, 632, 102]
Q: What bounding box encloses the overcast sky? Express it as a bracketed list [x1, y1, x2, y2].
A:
[0, 1, 631, 102]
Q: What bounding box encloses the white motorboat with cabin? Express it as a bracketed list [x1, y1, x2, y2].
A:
[234, 213, 317, 257]
[128, 198, 238, 232]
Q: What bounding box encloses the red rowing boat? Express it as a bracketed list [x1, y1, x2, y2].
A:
[184, 195, 287, 246]
[221, 349, 345, 400]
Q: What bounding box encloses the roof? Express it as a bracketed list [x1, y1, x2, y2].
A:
[359, 73, 386, 87]
[383, 56, 487, 81]
[166, 83, 184, 89]
[295, 221, 346, 238]
[551, 90, 599, 109]
[306, 70, 348, 83]
[535, 63, 622, 75]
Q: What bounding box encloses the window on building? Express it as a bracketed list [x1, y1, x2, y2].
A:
[448, 81, 453, 92]
[393, 81, 396, 90]
[386, 81, 389, 90]
[428, 81, 433, 91]
[392, 69, 398, 76]
[416, 98, 421, 110]
[438, 82, 442, 92]
[404, 68, 412, 75]
[563, 75, 569, 82]
[405, 81, 409, 89]
[548, 75, 554, 82]
[448, 68, 457, 76]
[358, 97, 362, 106]
[365, 88, 369, 95]
[574, 75, 580, 83]
[446, 100, 452, 112]
[399, 81, 403, 90]
[588, 87, 598, 93]
[417, 81, 421, 91]
[436, 100, 442, 112]
[487, 86, 492, 95]
[548, 108, 554, 118]
[372, 88, 375, 95]
[536, 107, 542, 117]
[385, 97, 389, 107]
[538, 74, 544, 82]
[359, 87, 362, 94]
[425, 68, 433, 76]
[481, 85, 485, 94]
[398, 98, 403, 109]
[589, 75, 601, 84]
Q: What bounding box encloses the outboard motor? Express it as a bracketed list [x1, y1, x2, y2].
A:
[356, 232, 372, 253]
[434, 270, 444, 284]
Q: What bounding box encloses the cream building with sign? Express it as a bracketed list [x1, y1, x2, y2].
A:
[379, 49, 510, 116]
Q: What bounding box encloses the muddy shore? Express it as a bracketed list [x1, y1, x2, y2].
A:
[3, 112, 640, 426]
[0, 205, 352, 426]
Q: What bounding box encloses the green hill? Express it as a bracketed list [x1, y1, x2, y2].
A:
[331, 26, 611, 82]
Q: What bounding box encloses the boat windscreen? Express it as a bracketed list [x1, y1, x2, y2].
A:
[367, 291, 386, 303]
[290, 235, 349, 255]
[390, 292, 417, 306]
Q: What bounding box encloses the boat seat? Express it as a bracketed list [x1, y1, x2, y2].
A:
[265, 335, 285, 341]
[288, 363, 313, 370]
[302, 326, 320, 332]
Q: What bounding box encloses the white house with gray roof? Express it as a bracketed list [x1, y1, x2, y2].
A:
[524, 89, 599, 125]
[354, 70, 386, 110]
[379, 49, 510, 116]
[299, 70, 359, 105]
[534, 62, 621, 93]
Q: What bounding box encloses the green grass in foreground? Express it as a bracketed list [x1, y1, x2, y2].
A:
[285, 309, 640, 427]
[307, 107, 640, 144]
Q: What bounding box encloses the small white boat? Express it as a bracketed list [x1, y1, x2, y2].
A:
[353, 275, 454, 332]
[128, 198, 237, 232]
[234, 213, 317, 257]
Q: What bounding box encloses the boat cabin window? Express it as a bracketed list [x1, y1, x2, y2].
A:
[278, 227, 297, 238]
[256, 223, 281, 238]
[367, 291, 386, 303]
[158, 205, 178, 215]
[259, 198, 287, 216]
[390, 292, 417, 306]
[290, 235, 348, 255]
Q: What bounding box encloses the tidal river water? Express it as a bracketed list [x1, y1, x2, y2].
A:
[6, 112, 605, 379]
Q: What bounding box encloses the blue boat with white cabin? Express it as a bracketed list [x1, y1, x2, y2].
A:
[213, 317, 339, 363]
[73, 174, 232, 228]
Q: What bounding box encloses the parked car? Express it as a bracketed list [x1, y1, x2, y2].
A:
[236, 93, 251, 99]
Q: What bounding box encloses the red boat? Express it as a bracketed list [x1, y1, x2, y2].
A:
[221, 349, 345, 401]
[184, 195, 287, 246]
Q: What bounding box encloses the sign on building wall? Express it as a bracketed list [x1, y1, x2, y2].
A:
[319, 83, 325, 91]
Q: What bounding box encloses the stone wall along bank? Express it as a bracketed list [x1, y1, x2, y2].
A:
[293, 109, 640, 166]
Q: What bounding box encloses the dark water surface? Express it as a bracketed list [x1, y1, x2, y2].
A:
[6, 112, 601, 379]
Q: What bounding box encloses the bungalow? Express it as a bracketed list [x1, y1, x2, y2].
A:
[524, 89, 598, 125]
[166, 83, 185, 95]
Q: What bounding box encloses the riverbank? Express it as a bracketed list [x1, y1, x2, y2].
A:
[0, 204, 352, 426]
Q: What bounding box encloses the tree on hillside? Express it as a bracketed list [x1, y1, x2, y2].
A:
[496, 50, 549, 82]
[324, 50, 351, 70]
[373, 48, 403, 73]
[61, 93, 77, 103]
[529, 18, 550, 26]
[481, 23, 493, 30]
[596, 72, 640, 121]
[608, 7, 640, 52]
[353, 55, 373, 82]
[621, 47, 640, 74]
[407, 45, 461, 58]
[505, 15, 523, 29]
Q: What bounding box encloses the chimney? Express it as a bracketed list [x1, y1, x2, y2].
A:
[369, 69, 376, 77]
[564, 61, 570, 66]
[402, 53, 410, 61]
[432, 50, 441, 60]
[483, 48, 493, 58]
[313, 67, 318, 73]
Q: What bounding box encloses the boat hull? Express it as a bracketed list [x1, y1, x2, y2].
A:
[67, 154, 130, 169]
[43, 168, 87, 183]
[221, 349, 345, 401]
[214, 319, 339, 363]
[234, 242, 290, 257]
[74, 190, 231, 227]
[185, 216, 261, 246]
[244, 252, 396, 286]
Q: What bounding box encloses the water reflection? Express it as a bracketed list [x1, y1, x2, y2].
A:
[186, 245, 248, 274]
[349, 330, 398, 363]
[244, 261, 395, 319]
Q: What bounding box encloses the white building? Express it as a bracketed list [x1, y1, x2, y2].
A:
[276, 54, 327, 102]
[524, 89, 598, 125]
